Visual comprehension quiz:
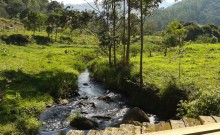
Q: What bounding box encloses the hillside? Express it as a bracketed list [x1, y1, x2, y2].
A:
[65, 1, 177, 11]
[146, 0, 220, 30]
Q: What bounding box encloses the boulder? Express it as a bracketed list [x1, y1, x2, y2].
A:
[79, 101, 95, 107]
[80, 96, 88, 100]
[92, 116, 111, 120]
[83, 83, 89, 86]
[59, 99, 69, 105]
[72, 91, 80, 97]
[122, 107, 149, 123]
[70, 117, 98, 130]
[97, 96, 112, 101]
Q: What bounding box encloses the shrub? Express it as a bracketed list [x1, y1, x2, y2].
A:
[60, 36, 73, 43]
[38, 71, 78, 99]
[159, 78, 187, 118]
[1, 34, 30, 45]
[178, 89, 220, 118]
[32, 35, 52, 45]
[16, 116, 41, 135]
[164, 34, 179, 47]
[195, 35, 218, 44]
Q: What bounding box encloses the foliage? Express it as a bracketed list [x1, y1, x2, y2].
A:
[1, 34, 30, 45]
[195, 35, 218, 44]
[32, 35, 52, 45]
[159, 78, 187, 118]
[146, 0, 220, 30]
[178, 89, 220, 118]
[16, 116, 41, 135]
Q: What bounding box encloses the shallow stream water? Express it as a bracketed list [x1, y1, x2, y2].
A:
[39, 69, 132, 135]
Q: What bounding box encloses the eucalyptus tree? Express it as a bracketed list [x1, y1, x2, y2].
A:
[131, 0, 163, 87]
[94, 0, 121, 66]
[167, 20, 187, 81]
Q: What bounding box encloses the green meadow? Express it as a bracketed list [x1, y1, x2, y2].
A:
[0, 32, 98, 134]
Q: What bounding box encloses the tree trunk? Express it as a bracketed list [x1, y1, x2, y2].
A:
[126, 0, 131, 65]
[164, 44, 167, 56]
[140, 0, 144, 87]
[123, 0, 126, 60]
[109, 46, 112, 67]
[178, 35, 181, 82]
[113, 0, 116, 66]
[55, 27, 58, 41]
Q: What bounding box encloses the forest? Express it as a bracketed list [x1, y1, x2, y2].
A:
[0, 0, 220, 134]
[146, 0, 220, 30]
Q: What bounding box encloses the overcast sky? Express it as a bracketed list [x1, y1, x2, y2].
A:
[56, 0, 178, 5]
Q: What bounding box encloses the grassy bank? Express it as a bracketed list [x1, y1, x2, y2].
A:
[89, 38, 220, 118]
[0, 33, 98, 134]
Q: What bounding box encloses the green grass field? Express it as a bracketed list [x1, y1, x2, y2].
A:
[1, 28, 220, 134]
[131, 44, 220, 91]
[91, 38, 220, 118]
[0, 32, 98, 134]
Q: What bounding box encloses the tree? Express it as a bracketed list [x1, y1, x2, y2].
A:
[47, 1, 62, 13]
[6, 1, 25, 18]
[47, 13, 61, 41]
[137, 0, 162, 87]
[167, 20, 187, 81]
[126, 0, 131, 65]
[27, 11, 39, 35]
[46, 26, 53, 38]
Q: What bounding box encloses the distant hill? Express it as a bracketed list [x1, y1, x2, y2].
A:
[146, 0, 220, 30]
[65, 1, 177, 11]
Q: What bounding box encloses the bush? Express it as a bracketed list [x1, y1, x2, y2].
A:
[159, 78, 187, 118]
[38, 71, 78, 99]
[60, 36, 73, 43]
[178, 89, 220, 118]
[32, 35, 52, 45]
[164, 34, 179, 47]
[195, 35, 218, 44]
[16, 116, 41, 135]
[1, 34, 30, 45]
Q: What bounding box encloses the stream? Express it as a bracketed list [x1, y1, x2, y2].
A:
[39, 69, 157, 135]
[39, 70, 131, 135]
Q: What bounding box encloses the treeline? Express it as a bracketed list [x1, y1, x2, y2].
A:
[0, 0, 52, 19]
[164, 21, 220, 49]
[146, 0, 220, 30]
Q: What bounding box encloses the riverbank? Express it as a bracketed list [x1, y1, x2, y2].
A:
[0, 41, 98, 134]
[88, 43, 220, 119]
[39, 69, 131, 134]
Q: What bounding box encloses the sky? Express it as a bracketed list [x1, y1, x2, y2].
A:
[56, 0, 178, 5]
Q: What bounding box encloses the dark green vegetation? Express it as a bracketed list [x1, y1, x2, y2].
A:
[146, 0, 220, 30]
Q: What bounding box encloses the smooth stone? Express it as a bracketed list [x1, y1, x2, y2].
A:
[70, 117, 98, 130]
[122, 107, 150, 123]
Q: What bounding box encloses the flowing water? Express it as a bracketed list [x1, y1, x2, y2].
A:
[39, 69, 131, 135]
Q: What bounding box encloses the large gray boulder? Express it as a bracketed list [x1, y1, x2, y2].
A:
[70, 117, 98, 130]
[122, 107, 149, 123]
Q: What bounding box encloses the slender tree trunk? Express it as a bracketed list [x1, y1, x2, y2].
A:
[164, 44, 167, 56]
[178, 35, 181, 82]
[123, 0, 126, 60]
[113, 0, 116, 66]
[140, 0, 144, 87]
[109, 46, 112, 66]
[126, 0, 131, 64]
[55, 27, 58, 41]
